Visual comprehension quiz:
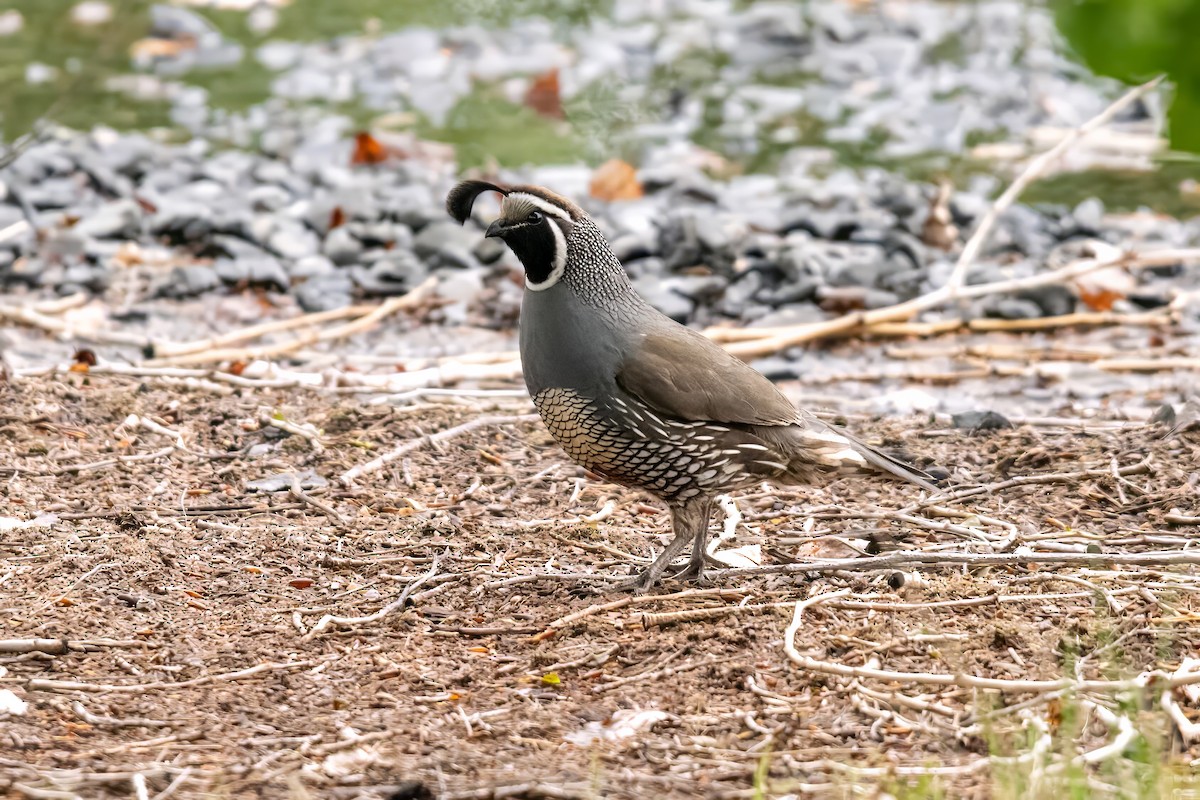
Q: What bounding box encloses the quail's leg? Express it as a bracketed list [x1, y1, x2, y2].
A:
[672, 497, 714, 582]
[618, 498, 706, 593]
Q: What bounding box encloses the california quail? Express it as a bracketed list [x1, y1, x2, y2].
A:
[447, 180, 940, 592]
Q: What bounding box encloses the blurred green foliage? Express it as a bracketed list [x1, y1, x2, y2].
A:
[1054, 0, 1200, 152]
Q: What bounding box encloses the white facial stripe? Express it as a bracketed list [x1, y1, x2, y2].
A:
[507, 192, 571, 221]
[524, 216, 568, 292]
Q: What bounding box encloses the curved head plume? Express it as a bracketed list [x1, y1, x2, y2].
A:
[445, 180, 509, 224]
[446, 180, 584, 291]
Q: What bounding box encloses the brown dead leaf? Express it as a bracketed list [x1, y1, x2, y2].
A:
[524, 69, 563, 119]
[1076, 288, 1122, 312]
[289, 578, 314, 589]
[589, 159, 643, 202]
[329, 206, 347, 230]
[352, 132, 389, 165]
[73, 349, 97, 367]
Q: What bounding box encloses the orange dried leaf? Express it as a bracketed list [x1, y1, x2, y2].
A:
[183, 589, 204, 599]
[243, 566, 263, 574]
[589, 159, 643, 202]
[227, 361, 248, 376]
[352, 132, 389, 165]
[68, 362, 90, 374]
[185, 488, 211, 497]
[524, 69, 563, 119]
[1078, 288, 1122, 312]
[468, 646, 489, 654]
[55, 597, 75, 606]
[329, 206, 347, 230]
[289, 578, 314, 589]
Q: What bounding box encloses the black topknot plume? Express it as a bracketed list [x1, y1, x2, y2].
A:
[446, 180, 508, 224]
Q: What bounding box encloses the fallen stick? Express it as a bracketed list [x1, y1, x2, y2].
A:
[707, 307, 1173, 344]
[0, 639, 152, 655]
[338, 413, 539, 485]
[719, 548, 1200, 579]
[146, 277, 437, 367]
[151, 301, 401, 358]
[719, 248, 1200, 359]
[945, 75, 1164, 294]
[27, 659, 317, 693]
[302, 556, 442, 640]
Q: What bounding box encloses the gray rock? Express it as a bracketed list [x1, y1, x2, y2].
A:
[623, 257, 666, 280]
[246, 470, 327, 493]
[471, 235, 508, 265]
[761, 278, 820, 307]
[434, 268, 485, 324]
[40, 230, 87, 263]
[826, 248, 884, 288]
[749, 357, 800, 381]
[59, 263, 109, 293]
[295, 273, 354, 312]
[352, 250, 428, 295]
[1019, 285, 1076, 317]
[414, 221, 479, 270]
[149, 201, 213, 243]
[158, 265, 220, 298]
[951, 411, 1013, 431]
[611, 232, 657, 263]
[289, 254, 336, 280]
[246, 185, 291, 212]
[322, 226, 363, 266]
[1071, 197, 1105, 234]
[347, 221, 414, 250]
[633, 277, 694, 322]
[75, 199, 143, 240]
[983, 297, 1043, 320]
[23, 178, 77, 209]
[267, 219, 320, 260]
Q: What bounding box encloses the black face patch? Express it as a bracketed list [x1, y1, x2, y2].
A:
[500, 218, 560, 285]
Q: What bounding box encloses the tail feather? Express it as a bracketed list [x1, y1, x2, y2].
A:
[791, 420, 941, 492]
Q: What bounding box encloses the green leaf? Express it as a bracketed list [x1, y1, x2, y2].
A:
[1054, 0, 1200, 152]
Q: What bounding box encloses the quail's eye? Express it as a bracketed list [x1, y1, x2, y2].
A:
[527, 210, 543, 223]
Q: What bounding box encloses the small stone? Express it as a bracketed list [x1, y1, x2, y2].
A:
[0, 10, 24, 36]
[295, 273, 354, 312]
[289, 254, 335, 280]
[353, 251, 428, 295]
[267, 219, 320, 260]
[471, 236, 507, 265]
[1072, 197, 1105, 233]
[749, 357, 799, 381]
[414, 221, 480, 270]
[246, 470, 327, 493]
[157, 265, 220, 298]
[983, 297, 1043, 320]
[70, 1, 113, 26]
[633, 277, 694, 322]
[951, 411, 1013, 431]
[25, 63, 58, 85]
[322, 226, 363, 266]
[75, 199, 143, 240]
[149, 202, 213, 243]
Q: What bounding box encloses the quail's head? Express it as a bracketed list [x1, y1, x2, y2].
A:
[446, 180, 582, 290]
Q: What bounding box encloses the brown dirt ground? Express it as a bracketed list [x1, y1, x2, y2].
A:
[0, 374, 1198, 799]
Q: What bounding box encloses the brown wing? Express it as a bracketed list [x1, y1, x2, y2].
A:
[616, 327, 800, 426]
